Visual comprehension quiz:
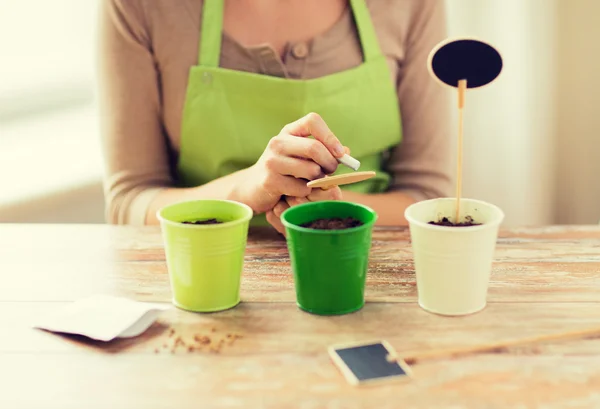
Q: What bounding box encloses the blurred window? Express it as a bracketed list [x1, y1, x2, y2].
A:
[0, 0, 102, 204]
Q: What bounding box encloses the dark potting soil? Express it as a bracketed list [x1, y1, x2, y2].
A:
[301, 217, 363, 230]
[428, 216, 481, 227]
[182, 218, 223, 225]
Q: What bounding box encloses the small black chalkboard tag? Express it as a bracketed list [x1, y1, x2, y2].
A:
[428, 37, 503, 89]
[426, 37, 502, 222]
[328, 340, 412, 386]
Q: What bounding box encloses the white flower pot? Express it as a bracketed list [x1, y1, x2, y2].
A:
[404, 198, 505, 316]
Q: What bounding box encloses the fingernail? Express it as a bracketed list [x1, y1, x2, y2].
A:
[335, 145, 345, 156]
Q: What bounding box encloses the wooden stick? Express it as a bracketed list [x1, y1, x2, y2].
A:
[455, 79, 467, 223]
[397, 326, 600, 365]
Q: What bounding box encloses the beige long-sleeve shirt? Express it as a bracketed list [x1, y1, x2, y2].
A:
[98, 0, 452, 225]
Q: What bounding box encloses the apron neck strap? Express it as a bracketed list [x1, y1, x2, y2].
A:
[198, 0, 225, 68]
[349, 0, 381, 62]
[198, 0, 381, 67]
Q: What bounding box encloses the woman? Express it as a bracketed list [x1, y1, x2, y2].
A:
[98, 0, 452, 234]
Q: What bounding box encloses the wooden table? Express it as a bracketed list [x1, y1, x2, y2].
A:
[2, 224, 600, 408]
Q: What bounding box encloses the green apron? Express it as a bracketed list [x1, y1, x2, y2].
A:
[177, 0, 402, 225]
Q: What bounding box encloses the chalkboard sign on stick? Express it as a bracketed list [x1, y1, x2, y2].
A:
[427, 38, 503, 224]
[328, 340, 412, 386]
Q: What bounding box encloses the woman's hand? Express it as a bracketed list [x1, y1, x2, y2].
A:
[266, 186, 343, 235]
[230, 113, 346, 214]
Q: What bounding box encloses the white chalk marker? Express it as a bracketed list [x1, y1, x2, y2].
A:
[337, 154, 360, 171]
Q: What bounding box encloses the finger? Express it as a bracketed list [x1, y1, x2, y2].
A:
[281, 112, 345, 158]
[273, 200, 290, 218]
[271, 174, 312, 198]
[344, 146, 351, 155]
[285, 196, 309, 207]
[266, 210, 286, 236]
[272, 135, 338, 174]
[264, 154, 325, 181]
[308, 186, 343, 202]
[266, 210, 283, 234]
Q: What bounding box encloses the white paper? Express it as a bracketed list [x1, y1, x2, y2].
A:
[33, 295, 170, 342]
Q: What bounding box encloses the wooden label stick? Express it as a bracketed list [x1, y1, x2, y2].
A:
[427, 38, 503, 223]
[392, 325, 600, 366]
[455, 79, 467, 223]
[306, 171, 376, 190]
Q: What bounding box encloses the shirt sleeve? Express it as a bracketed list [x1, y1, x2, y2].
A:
[98, 0, 171, 225]
[386, 0, 453, 201]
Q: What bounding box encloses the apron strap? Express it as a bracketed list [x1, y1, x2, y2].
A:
[198, 0, 381, 67]
[198, 0, 224, 67]
[349, 0, 382, 63]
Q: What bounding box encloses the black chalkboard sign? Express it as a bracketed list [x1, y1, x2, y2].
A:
[426, 37, 502, 222]
[329, 341, 412, 385]
[428, 38, 503, 89]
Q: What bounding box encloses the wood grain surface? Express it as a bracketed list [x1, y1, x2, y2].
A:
[1, 224, 599, 408]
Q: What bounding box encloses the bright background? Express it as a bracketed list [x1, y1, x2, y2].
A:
[0, 0, 103, 223]
[1, 0, 599, 226]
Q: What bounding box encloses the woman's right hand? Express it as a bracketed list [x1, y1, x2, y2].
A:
[230, 112, 347, 214]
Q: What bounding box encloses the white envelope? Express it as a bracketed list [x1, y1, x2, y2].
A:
[33, 295, 170, 342]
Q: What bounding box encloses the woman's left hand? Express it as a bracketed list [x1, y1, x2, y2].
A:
[266, 187, 343, 235]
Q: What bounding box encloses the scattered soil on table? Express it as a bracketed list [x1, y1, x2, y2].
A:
[154, 327, 243, 355]
[181, 218, 223, 225]
[301, 217, 363, 230]
[428, 216, 481, 227]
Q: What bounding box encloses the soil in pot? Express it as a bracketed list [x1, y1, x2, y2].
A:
[181, 218, 224, 225]
[428, 215, 481, 227]
[301, 217, 364, 230]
